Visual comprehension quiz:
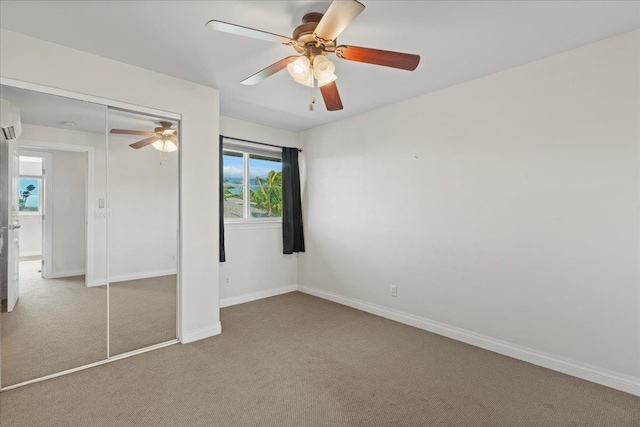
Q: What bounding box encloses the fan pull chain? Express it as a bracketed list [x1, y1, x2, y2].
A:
[310, 78, 316, 111]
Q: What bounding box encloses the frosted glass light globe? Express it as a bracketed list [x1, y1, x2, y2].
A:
[313, 55, 335, 81]
[287, 56, 310, 79]
[152, 139, 178, 153]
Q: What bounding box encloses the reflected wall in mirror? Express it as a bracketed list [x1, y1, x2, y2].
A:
[107, 108, 178, 356]
[0, 85, 108, 387]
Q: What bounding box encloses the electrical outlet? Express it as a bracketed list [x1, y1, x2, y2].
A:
[390, 285, 397, 297]
[225, 277, 230, 286]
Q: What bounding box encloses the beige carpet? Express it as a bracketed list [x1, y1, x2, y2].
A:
[0, 292, 637, 426]
[109, 275, 177, 356]
[1, 261, 176, 387]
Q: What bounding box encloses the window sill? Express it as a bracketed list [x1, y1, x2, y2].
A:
[224, 220, 282, 230]
[19, 212, 41, 216]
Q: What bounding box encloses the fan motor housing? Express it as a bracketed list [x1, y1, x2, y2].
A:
[292, 12, 336, 54]
[155, 121, 174, 134]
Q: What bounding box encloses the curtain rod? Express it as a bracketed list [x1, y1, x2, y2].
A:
[221, 135, 302, 152]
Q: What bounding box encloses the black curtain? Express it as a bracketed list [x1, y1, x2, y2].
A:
[282, 147, 305, 254]
[219, 135, 226, 262]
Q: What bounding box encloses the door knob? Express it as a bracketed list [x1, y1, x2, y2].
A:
[9, 224, 21, 230]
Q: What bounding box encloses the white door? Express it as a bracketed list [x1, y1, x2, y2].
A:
[7, 138, 20, 312]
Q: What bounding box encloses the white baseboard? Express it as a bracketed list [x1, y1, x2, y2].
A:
[48, 269, 85, 279]
[87, 269, 177, 287]
[180, 322, 221, 344]
[297, 285, 640, 397]
[220, 285, 297, 308]
[109, 269, 177, 284]
[180, 284, 296, 343]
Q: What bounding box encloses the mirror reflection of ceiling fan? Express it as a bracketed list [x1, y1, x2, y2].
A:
[205, 0, 420, 111]
[110, 121, 178, 152]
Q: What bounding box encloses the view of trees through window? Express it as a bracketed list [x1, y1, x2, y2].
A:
[223, 149, 282, 220]
[19, 177, 41, 213]
[223, 151, 243, 218]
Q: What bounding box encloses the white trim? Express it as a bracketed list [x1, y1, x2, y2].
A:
[17, 149, 53, 279]
[19, 251, 41, 257]
[224, 221, 282, 230]
[175, 119, 182, 343]
[222, 139, 282, 155]
[109, 269, 177, 283]
[297, 285, 640, 397]
[0, 77, 181, 121]
[48, 269, 85, 279]
[0, 340, 178, 392]
[180, 322, 222, 344]
[105, 107, 110, 359]
[87, 269, 177, 287]
[243, 151, 249, 219]
[220, 285, 297, 308]
[18, 140, 95, 154]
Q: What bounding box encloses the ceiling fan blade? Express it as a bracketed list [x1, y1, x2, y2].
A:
[205, 20, 296, 46]
[129, 136, 158, 149]
[336, 45, 420, 71]
[319, 81, 343, 111]
[110, 129, 156, 137]
[314, 0, 365, 43]
[242, 56, 299, 85]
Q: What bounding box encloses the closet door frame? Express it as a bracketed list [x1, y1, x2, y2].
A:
[0, 77, 182, 392]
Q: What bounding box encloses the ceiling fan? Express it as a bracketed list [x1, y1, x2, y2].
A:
[110, 121, 178, 152]
[206, 0, 420, 111]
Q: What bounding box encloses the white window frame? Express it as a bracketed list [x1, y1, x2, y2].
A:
[222, 141, 282, 227]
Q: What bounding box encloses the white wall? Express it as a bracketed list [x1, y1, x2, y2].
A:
[219, 116, 298, 305]
[107, 132, 179, 282]
[18, 215, 41, 257]
[1, 29, 220, 342]
[299, 30, 640, 391]
[50, 150, 85, 275]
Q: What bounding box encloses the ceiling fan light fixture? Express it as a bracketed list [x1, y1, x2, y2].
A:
[152, 138, 178, 153]
[287, 56, 310, 78]
[294, 71, 315, 87]
[205, 0, 421, 112]
[313, 56, 335, 81]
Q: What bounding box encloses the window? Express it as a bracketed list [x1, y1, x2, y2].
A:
[223, 144, 282, 222]
[19, 177, 42, 213]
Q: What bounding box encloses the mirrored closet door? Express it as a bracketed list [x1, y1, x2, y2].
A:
[106, 108, 178, 356]
[0, 85, 108, 387]
[0, 86, 179, 389]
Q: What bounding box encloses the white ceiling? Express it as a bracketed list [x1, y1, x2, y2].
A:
[0, 84, 175, 135]
[1, 1, 638, 131]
